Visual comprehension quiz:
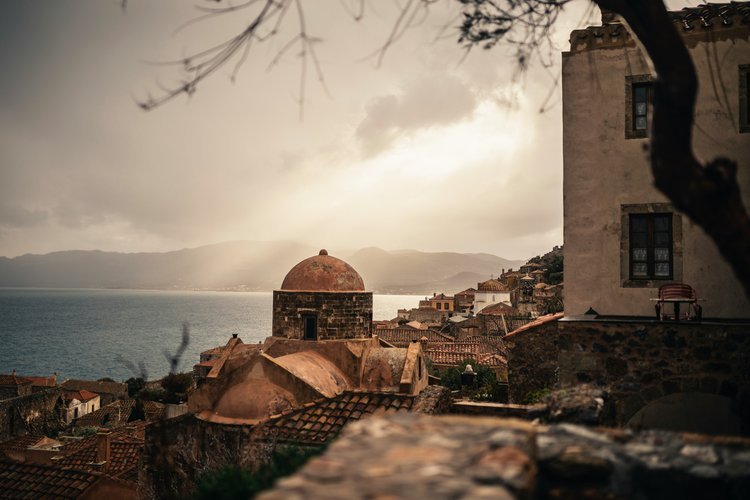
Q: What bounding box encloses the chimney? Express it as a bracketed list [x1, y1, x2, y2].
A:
[95, 429, 111, 473]
[232, 333, 238, 339]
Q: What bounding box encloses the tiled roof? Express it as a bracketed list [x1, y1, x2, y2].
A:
[64, 389, 98, 402]
[426, 339, 507, 368]
[0, 435, 47, 456]
[74, 399, 164, 428]
[0, 460, 99, 498]
[0, 373, 32, 386]
[477, 279, 508, 292]
[256, 392, 415, 445]
[55, 436, 143, 477]
[60, 379, 127, 397]
[376, 329, 453, 347]
[477, 302, 515, 316]
[428, 294, 453, 301]
[29, 377, 56, 387]
[200, 346, 225, 357]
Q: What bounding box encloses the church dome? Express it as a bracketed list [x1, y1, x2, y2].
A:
[477, 279, 508, 292]
[280, 249, 365, 292]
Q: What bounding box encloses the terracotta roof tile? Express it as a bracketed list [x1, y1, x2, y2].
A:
[256, 392, 415, 445]
[60, 379, 127, 397]
[0, 374, 33, 386]
[376, 329, 453, 347]
[426, 339, 507, 368]
[0, 460, 99, 498]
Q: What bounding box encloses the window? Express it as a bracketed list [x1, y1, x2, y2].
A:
[621, 204, 683, 288]
[436, 302, 441, 310]
[740, 64, 749, 133]
[629, 213, 672, 280]
[303, 315, 317, 340]
[633, 84, 650, 132]
[625, 75, 653, 139]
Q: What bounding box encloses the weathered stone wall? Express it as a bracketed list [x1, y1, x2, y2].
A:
[261, 413, 750, 500]
[142, 414, 272, 499]
[506, 319, 750, 434]
[557, 319, 750, 434]
[505, 322, 559, 404]
[272, 291, 373, 340]
[0, 389, 65, 440]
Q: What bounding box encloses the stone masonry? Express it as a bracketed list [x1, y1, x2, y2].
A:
[261, 413, 750, 499]
[272, 291, 372, 340]
[0, 389, 65, 441]
[507, 318, 750, 434]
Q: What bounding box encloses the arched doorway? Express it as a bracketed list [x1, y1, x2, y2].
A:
[627, 392, 740, 435]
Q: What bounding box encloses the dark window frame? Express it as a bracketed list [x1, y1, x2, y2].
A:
[302, 314, 317, 340]
[625, 74, 653, 139]
[740, 64, 749, 133]
[620, 204, 683, 288]
[629, 213, 673, 280]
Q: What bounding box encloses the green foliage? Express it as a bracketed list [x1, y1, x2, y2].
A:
[193, 445, 325, 499]
[138, 387, 168, 402]
[76, 426, 99, 437]
[523, 387, 551, 404]
[438, 358, 506, 402]
[160, 372, 194, 403]
[125, 377, 145, 398]
[161, 372, 193, 394]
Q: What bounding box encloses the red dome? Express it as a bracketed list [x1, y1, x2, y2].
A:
[280, 250, 365, 292]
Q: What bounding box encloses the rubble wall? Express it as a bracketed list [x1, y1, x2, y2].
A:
[0, 389, 64, 440]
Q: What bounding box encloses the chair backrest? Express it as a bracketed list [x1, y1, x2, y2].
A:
[658, 283, 697, 300]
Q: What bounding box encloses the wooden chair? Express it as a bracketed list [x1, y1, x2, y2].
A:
[655, 283, 702, 321]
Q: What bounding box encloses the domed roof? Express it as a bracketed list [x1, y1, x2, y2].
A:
[477, 279, 508, 292]
[280, 249, 365, 292]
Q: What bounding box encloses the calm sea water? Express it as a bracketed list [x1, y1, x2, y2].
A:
[0, 288, 422, 382]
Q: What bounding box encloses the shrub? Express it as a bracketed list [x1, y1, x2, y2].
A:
[193, 445, 325, 499]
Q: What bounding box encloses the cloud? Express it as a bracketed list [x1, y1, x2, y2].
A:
[0, 204, 48, 228]
[355, 74, 478, 155]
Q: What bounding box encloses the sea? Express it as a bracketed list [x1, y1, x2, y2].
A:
[0, 288, 422, 382]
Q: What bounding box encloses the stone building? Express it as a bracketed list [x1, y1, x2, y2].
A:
[189, 251, 429, 425]
[563, 3, 750, 318]
[272, 250, 372, 340]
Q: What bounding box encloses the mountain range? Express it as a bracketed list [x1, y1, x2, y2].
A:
[0, 241, 526, 295]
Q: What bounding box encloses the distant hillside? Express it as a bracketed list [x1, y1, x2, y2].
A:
[0, 242, 524, 294]
[527, 245, 564, 284]
[347, 247, 523, 294]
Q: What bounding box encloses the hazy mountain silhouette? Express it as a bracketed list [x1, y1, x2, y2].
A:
[0, 241, 524, 294]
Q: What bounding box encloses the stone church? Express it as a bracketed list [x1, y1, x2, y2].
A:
[190, 250, 429, 424]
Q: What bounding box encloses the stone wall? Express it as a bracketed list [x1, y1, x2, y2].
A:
[0, 389, 65, 440]
[273, 291, 372, 340]
[261, 413, 750, 500]
[505, 322, 559, 404]
[506, 318, 750, 435]
[557, 319, 750, 434]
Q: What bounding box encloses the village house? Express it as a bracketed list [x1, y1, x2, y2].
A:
[453, 287, 476, 314]
[563, 5, 750, 319]
[62, 390, 100, 424]
[505, 3, 750, 436]
[60, 379, 128, 407]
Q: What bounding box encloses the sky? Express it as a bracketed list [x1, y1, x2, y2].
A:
[0, 0, 686, 260]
